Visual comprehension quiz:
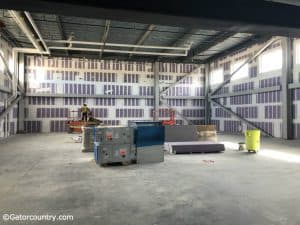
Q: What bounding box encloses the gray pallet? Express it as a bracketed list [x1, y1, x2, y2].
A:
[166, 141, 225, 154]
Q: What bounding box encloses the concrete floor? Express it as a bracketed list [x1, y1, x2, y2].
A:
[0, 133, 300, 225]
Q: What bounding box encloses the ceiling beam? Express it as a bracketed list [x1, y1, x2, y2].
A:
[99, 19, 111, 58]
[169, 28, 199, 48]
[3, 0, 300, 37]
[185, 31, 236, 61]
[129, 24, 155, 58]
[56, 16, 67, 41]
[56, 15, 68, 56]
[0, 28, 20, 47]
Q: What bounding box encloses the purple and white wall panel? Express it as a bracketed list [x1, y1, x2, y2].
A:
[25, 57, 205, 132]
[210, 41, 283, 137]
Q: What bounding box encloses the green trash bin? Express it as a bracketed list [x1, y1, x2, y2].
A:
[245, 130, 261, 153]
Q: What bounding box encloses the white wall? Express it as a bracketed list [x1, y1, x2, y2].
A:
[24, 56, 206, 132]
[209, 40, 283, 137]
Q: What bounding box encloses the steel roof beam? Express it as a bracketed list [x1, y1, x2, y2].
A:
[186, 31, 236, 60]
[99, 19, 111, 58]
[24, 11, 49, 53]
[3, 0, 300, 37]
[129, 24, 155, 58]
[204, 35, 271, 63]
[0, 28, 20, 47]
[56, 15, 68, 56]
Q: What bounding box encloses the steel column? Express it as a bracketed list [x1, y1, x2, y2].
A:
[17, 53, 25, 132]
[204, 64, 211, 124]
[281, 37, 294, 139]
[153, 61, 160, 121]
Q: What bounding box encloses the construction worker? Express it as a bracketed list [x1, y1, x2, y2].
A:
[81, 104, 90, 122]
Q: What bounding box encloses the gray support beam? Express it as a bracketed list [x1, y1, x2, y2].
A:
[18, 97, 25, 133]
[153, 61, 159, 121]
[0, 96, 22, 121]
[17, 53, 25, 132]
[211, 99, 271, 136]
[129, 24, 155, 58]
[56, 15, 68, 56]
[169, 29, 198, 48]
[56, 16, 67, 40]
[25, 93, 154, 99]
[160, 65, 202, 95]
[205, 35, 271, 63]
[204, 64, 211, 124]
[211, 86, 281, 98]
[281, 37, 294, 139]
[0, 29, 20, 47]
[186, 31, 236, 60]
[288, 83, 300, 89]
[17, 53, 25, 92]
[99, 20, 111, 58]
[210, 37, 280, 96]
[161, 28, 198, 57]
[0, 87, 11, 93]
[163, 96, 205, 100]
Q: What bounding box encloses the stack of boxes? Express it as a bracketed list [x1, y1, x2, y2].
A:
[93, 126, 134, 166]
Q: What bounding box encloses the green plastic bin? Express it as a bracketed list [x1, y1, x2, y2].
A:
[245, 130, 261, 153]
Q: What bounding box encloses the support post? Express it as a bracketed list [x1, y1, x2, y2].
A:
[18, 53, 25, 132]
[153, 61, 160, 121]
[281, 37, 293, 139]
[204, 64, 211, 124]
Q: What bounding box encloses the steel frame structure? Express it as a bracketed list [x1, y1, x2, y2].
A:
[0, 9, 295, 139]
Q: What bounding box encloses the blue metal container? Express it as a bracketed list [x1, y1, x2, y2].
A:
[128, 121, 162, 127]
[134, 126, 165, 147]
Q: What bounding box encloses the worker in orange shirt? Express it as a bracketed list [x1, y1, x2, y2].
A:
[81, 104, 90, 122]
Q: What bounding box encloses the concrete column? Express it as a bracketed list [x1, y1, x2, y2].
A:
[281, 37, 293, 139]
[153, 61, 159, 121]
